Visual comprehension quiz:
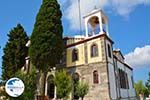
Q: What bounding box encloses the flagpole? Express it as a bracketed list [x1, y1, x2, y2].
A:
[78, 0, 82, 35]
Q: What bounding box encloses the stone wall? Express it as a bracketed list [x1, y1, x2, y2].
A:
[67, 62, 110, 100]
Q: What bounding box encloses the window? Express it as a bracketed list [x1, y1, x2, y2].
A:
[47, 75, 55, 99]
[72, 49, 78, 62]
[91, 44, 98, 57]
[125, 73, 129, 89]
[118, 69, 129, 89]
[93, 70, 99, 84]
[107, 44, 112, 58]
[73, 73, 79, 99]
[131, 76, 134, 88]
[73, 73, 79, 83]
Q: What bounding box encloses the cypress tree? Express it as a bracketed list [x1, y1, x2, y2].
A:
[29, 0, 64, 95]
[2, 24, 29, 80]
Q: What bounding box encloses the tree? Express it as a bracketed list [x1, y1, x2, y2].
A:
[29, 0, 64, 95]
[2, 24, 28, 80]
[74, 82, 89, 100]
[1, 66, 37, 100]
[134, 80, 147, 97]
[145, 72, 150, 96]
[54, 70, 72, 99]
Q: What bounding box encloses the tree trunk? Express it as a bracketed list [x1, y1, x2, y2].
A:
[81, 97, 84, 100]
[39, 70, 47, 95]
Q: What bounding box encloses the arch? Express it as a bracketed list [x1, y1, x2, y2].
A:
[72, 73, 80, 83]
[102, 16, 107, 24]
[102, 16, 107, 33]
[93, 70, 99, 84]
[47, 75, 55, 99]
[72, 48, 78, 62]
[91, 43, 98, 57]
[107, 44, 112, 58]
[72, 73, 80, 99]
[88, 16, 100, 36]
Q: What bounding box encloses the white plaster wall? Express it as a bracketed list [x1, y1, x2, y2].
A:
[108, 63, 117, 99]
[120, 89, 128, 98]
[117, 61, 124, 70]
[117, 61, 128, 98]
[125, 67, 136, 97]
[117, 61, 136, 98]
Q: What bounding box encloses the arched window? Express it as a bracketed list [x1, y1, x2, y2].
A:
[93, 70, 99, 84]
[118, 69, 129, 89]
[72, 49, 78, 62]
[72, 73, 80, 99]
[107, 44, 112, 58]
[47, 75, 55, 99]
[73, 73, 79, 83]
[91, 44, 98, 57]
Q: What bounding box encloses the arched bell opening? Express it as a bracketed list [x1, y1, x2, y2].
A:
[87, 16, 100, 36]
[102, 16, 107, 33]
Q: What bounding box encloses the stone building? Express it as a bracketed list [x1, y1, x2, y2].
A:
[62, 9, 137, 100]
[25, 8, 137, 100]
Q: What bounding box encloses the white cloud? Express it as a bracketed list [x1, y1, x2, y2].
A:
[64, 0, 108, 30]
[58, 0, 150, 31]
[125, 45, 150, 68]
[58, 0, 69, 7]
[111, 0, 150, 16]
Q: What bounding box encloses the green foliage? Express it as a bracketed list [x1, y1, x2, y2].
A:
[4, 67, 37, 100]
[54, 70, 72, 99]
[29, 0, 64, 71]
[145, 72, 150, 95]
[2, 24, 28, 80]
[74, 82, 89, 100]
[134, 73, 150, 97]
[30, 0, 64, 95]
[134, 80, 147, 95]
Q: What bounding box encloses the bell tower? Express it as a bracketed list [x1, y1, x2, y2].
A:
[84, 8, 109, 37]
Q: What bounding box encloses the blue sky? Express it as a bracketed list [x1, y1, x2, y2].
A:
[0, 0, 150, 82]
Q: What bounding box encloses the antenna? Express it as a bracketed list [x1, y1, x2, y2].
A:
[78, 0, 82, 35]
